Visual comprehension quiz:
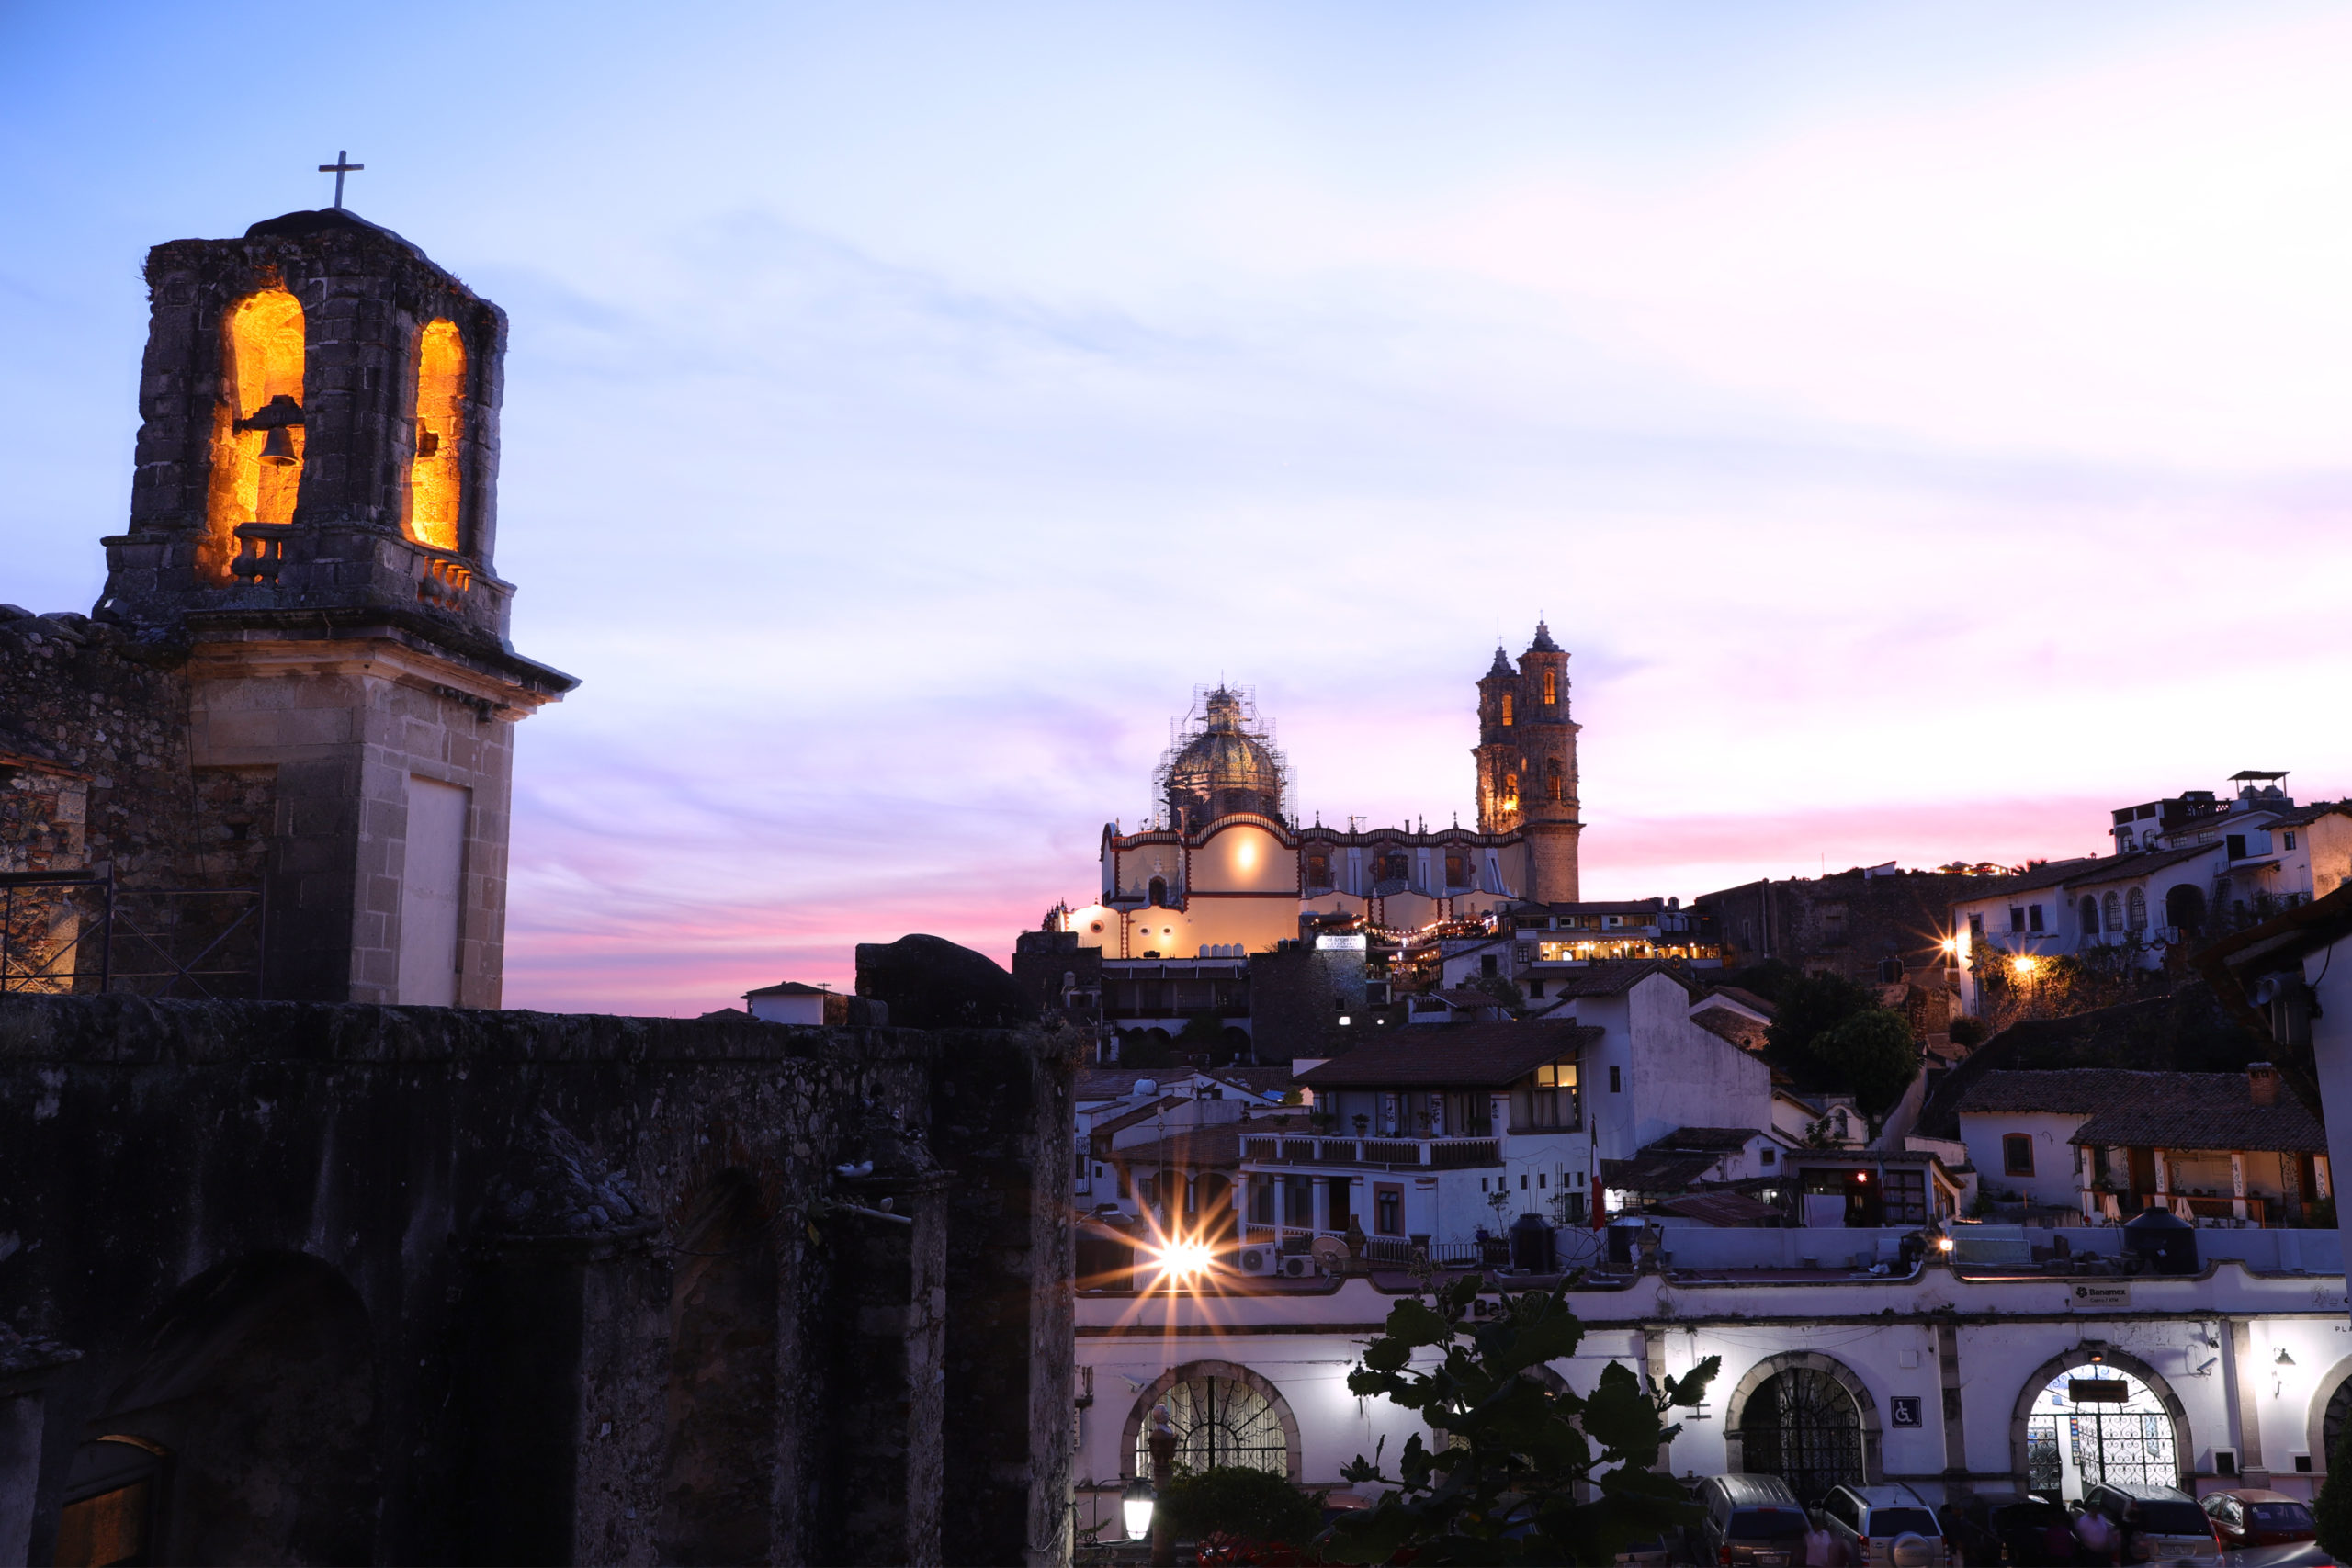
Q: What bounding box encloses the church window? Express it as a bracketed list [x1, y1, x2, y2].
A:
[1500, 694, 1513, 727]
[207, 288, 306, 573]
[1543, 670, 1556, 705]
[1503, 774, 1518, 807]
[2126, 887, 2147, 931]
[2102, 891, 2123, 932]
[404, 319, 466, 551]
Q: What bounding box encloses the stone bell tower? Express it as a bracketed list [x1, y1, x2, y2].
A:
[96, 207, 575, 1005]
[1471, 623, 1581, 903]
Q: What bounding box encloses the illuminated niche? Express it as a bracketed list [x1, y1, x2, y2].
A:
[204, 288, 306, 573]
[404, 319, 465, 551]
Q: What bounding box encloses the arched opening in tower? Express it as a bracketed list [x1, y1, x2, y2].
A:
[404, 319, 466, 551]
[205, 288, 305, 576]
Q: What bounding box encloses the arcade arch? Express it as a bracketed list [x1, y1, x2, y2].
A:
[2009, 1348, 2188, 1499]
[1723, 1352, 1881, 1504]
[1122, 1360, 1301, 1481]
[2305, 1357, 2352, 1479]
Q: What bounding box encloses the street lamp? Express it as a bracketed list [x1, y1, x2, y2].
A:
[1122, 1475, 1156, 1541]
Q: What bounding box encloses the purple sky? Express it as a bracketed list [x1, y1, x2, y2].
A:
[6, 4, 2350, 1014]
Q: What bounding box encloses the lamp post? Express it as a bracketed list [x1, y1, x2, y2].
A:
[1121, 1475, 1156, 1544]
[1148, 1417, 1178, 1567]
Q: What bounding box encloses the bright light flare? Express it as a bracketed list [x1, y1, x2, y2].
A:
[1153, 1236, 1216, 1283]
[2009, 955, 2040, 977]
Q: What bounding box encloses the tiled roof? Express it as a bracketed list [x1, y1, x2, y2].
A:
[1691, 1009, 1768, 1050]
[1602, 1152, 1723, 1191]
[1951, 859, 2103, 897]
[2256, 801, 2352, 829]
[2056, 844, 2212, 893]
[1295, 1021, 1600, 1089]
[1655, 1126, 1762, 1152]
[1957, 1069, 2326, 1153]
[1104, 1125, 1247, 1168]
[2069, 1081, 2326, 1155]
[744, 980, 830, 997]
[1659, 1190, 1782, 1226]
[1702, 986, 1779, 1017]
[1955, 1069, 2156, 1117]
[1539, 959, 1692, 998]
[1076, 1067, 1155, 1100]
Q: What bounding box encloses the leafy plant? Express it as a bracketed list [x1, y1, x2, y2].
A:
[1809, 1007, 1923, 1121]
[1322, 1275, 1717, 1564]
[1160, 1466, 1326, 1551]
[2317, 1419, 2352, 1561]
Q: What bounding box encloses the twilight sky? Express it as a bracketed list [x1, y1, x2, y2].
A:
[6, 4, 2350, 1014]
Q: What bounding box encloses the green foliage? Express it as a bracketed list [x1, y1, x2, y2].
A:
[1724, 959, 1801, 1004]
[1947, 1016, 1989, 1048]
[1470, 974, 1528, 1012]
[1322, 1275, 1717, 1565]
[1178, 1010, 1227, 1045]
[1811, 1008, 1924, 1120]
[1160, 1466, 1327, 1548]
[2317, 1419, 2352, 1561]
[1764, 972, 1877, 1062]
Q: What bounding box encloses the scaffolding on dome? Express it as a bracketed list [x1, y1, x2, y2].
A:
[1151, 684, 1292, 831]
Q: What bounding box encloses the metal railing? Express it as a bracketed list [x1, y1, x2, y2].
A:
[0, 872, 266, 1000]
[1238, 1134, 1502, 1168]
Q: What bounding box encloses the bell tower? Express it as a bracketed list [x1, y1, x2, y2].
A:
[96, 207, 576, 1005]
[1470, 625, 1581, 903]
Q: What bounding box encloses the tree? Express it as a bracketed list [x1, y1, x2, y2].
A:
[2317, 1419, 2352, 1561]
[1322, 1275, 1717, 1564]
[1810, 1007, 1922, 1121]
[1763, 972, 1876, 1063]
[1159, 1466, 1326, 1551]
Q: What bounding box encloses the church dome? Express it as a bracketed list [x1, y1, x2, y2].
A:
[1159, 687, 1285, 829]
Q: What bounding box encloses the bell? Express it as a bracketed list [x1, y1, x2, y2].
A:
[259, 424, 298, 466]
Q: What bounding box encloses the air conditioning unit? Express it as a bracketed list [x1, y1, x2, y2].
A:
[1238, 1247, 1279, 1276]
[1280, 1255, 1314, 1279]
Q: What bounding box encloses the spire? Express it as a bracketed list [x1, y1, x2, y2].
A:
[1527, 621, 1561, 654]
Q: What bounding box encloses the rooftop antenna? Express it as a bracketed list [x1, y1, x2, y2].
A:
[318, 150, 364, 209]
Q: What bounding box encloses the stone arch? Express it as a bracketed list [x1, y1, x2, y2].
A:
[1721, 1350, 1883, 1491]
[205, 287, 307, 574]
[88, 1250, 378, 1564]
[662, 1167, 781, 1564]
[2165, 884, 2207, 935]
[2303, 1354, 2352, 1476]
[1120, 1359, 1303, 1482]
[2007, 1347, 2190, 1491]
[403, 317, 467, 551]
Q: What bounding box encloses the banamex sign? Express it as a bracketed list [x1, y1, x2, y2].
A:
[2071, 1282, 2131, 1310]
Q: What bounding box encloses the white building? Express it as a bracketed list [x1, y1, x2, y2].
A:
[1073, 1236, 2352, 1538]
[1950, 784, 2352, 1015]
[1953, 1067, 2333, 1224]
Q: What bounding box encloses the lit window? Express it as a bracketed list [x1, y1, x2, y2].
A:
[404, 319, 466, 550]
[1543, 670, 1557, 705]
[1500, 694, 1513, 727]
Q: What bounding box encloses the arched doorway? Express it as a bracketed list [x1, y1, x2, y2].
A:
[2011, 1349, 2188, 1500]
[1123, 1360, 1301, 1481]
[86, 1252, 378, 1564]
[2164, 885, 2206, 935]
[1724, 1353, 1880, 1504]
[2307, 1361, 2352, 1476]
[662, 1168, 780, 1564]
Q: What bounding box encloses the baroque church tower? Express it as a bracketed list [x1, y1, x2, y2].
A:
[89, 206, 575, 1004]
[1473, 622, 1581, 901]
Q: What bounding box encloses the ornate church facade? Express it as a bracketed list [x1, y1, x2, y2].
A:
[1056, 624, 1583, 959]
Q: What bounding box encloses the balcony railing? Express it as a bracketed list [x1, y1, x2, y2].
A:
[1240, 1223, 1501, 1268]
[1240, 1134, 1500, 1169]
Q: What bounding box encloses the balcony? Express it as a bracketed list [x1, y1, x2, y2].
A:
[1240, 1133, 1500, 1169]
[1239, 1222, 1501, 1268]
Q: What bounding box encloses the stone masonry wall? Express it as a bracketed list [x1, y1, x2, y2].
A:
[0, 997, 1077, 1566]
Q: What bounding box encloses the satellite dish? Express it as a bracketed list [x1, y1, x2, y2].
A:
[1310, 1235, 1349, 1269]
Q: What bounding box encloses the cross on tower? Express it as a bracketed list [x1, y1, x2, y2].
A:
[317, 150, 364, 209]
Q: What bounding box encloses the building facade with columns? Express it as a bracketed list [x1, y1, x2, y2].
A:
[1072, 1238, 2352, 1540]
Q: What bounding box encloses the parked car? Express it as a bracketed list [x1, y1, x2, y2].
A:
[1614, 1533, 1674, 1566]
[1820, 1483, 1945, 1568]
[2202, 1491, 2317, 1551]
[1687, 1474, 1809, 1568]
[2080, 1481, 2222, 1564]
[1945, 1487, 2075, 1565]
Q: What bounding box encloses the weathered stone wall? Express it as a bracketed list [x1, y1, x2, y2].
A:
[0, 997, 1076, 1565]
